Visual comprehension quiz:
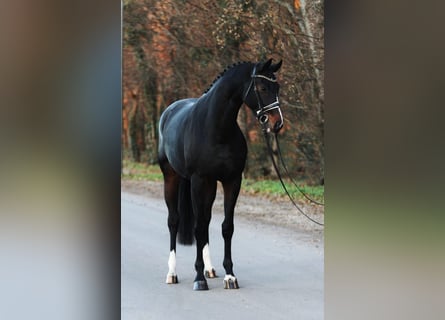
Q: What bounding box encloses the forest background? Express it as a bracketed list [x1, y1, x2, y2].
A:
[123, 0, 324, 185]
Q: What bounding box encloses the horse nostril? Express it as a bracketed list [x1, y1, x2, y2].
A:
[274, 120, 283, 132]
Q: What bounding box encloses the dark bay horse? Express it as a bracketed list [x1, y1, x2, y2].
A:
[158, 58, 283, 290]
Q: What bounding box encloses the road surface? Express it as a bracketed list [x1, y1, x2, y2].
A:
[122, 192, 323, 320]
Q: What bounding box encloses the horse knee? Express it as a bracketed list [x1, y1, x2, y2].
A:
[221, 222, 234, 239]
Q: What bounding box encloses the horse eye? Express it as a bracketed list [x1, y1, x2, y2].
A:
[260, 86, 267, 92]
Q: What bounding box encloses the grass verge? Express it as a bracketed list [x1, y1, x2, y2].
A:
[121, 160, 324, 202]
[121, 160, 163, 181]
[241, 178, 324, 202]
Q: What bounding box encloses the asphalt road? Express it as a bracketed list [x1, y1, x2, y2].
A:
[122, 192, 323, 320]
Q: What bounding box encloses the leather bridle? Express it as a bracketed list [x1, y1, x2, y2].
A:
[243, 65, 283, 129]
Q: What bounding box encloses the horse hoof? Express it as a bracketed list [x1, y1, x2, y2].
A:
[223, 275, 239, 289]
[166, 274, 178, 284]
[205, 268, 217, 278]
[193, 280, 209, 291]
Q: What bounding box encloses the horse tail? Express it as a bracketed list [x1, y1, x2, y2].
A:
[177, 177, 195, 245]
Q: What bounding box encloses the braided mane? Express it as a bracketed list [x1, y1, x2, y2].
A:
[203, 61, 251, 94]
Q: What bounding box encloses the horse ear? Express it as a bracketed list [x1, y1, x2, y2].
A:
[259, 58, 273, 72]
[270, 60, 282, 73]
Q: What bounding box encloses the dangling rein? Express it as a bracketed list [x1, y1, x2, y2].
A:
[261, 128, 324, 227]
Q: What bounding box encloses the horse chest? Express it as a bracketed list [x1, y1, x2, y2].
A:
[191, 142, 246, 179]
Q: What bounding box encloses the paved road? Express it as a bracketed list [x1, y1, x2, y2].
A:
[122, 192, 323, 320]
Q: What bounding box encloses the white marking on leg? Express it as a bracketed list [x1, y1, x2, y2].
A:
[223, 274, 237, 282]
[202, 243, 214, 274]
[223, 274, 239, 289]
[166, 250, 178, 283]
[166, 250, 177, 283]
[167, 250, 176, 275]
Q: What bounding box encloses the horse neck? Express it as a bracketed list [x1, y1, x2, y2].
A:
[202, 64, 253, 138]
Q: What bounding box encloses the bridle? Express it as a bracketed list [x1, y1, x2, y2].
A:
[243, 65, 283, 130]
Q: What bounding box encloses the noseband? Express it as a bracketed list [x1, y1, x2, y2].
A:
[243, 65, 282, 129]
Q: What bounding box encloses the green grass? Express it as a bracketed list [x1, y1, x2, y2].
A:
[121, 160, 163, 181]
[241, 178, 324, 202]
[122, 160, 324, 202]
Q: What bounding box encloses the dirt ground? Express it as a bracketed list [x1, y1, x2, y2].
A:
[121, 179, 324, 241]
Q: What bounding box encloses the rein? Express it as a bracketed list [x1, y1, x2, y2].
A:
[261, 129, 324, 226]
[274, 135, 325, 206]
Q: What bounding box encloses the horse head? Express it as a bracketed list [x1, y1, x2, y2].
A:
[243, 58, 283, 134]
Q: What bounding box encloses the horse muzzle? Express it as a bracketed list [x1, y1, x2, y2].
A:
[257, 105, 283, 134]
[273, 118, 284, 132]
[258, 114, 283, 134]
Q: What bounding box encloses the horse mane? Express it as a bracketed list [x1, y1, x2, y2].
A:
[203, 61, 251, 94]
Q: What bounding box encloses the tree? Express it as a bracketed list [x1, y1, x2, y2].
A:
[122, 0, 324, 184]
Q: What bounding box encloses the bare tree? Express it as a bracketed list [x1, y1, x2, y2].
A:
[122, 0, 324, 184]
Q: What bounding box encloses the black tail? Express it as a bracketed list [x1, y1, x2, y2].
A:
[177, 177, 195, 245]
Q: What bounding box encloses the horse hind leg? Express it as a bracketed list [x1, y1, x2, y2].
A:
[166, 250, 178, 284]
[191, 175, 217, 290]
[160, 160, 180, 284]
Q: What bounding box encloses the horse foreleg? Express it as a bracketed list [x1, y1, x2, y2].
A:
[221, 176, 242, 289]
[203, 243, 217, 278]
